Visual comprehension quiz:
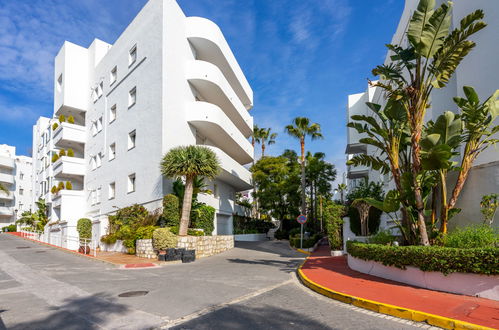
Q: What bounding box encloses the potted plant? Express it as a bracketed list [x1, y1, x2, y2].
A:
[152, 228, 178, 261]
[77, 218, 92, 254]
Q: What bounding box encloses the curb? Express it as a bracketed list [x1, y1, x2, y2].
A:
[297, 259, 492, 330]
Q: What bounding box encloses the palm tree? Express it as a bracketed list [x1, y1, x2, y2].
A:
[260, 128, 277, 157]
[161, 146, 220, 236]
[251, 125, 263, 161]
[285, 117, 323, 216]
[337, 183, 347, 203]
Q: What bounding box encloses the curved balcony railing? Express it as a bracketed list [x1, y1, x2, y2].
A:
[204, 146, 252, 191]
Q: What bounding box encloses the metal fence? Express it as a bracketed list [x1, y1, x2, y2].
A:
[19, 229, 97, 257]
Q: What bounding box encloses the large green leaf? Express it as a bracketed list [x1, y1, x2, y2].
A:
[418, 2, 452, 58]
[421, 144, 452, 170]
[346, 154, 390, 175]
[407, 0, 435, 48]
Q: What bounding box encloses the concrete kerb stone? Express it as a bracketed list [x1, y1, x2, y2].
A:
[296, 257, 493, 330]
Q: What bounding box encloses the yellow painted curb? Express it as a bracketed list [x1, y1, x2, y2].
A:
[296, 249, 311, 255]
[297, 260, 492, 330]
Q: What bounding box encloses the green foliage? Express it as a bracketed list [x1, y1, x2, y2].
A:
[347, 241, 498, 275]
[65, 181, 72, 190]
[346, 181, 384, 236]
[67, 148, 74, 157]
[190, 203, 215, 236]
[2, 224, 17, 232]
[51, 154, 59, 163]
[51, 186, 58, 194]
[444, 225, 498, 249]
[100, 234, 117, 245]
[59, 149, 66, 157]
[233, 214, 274, 234]
[135, 225, 158, 240]
[480, 194, 498, 225]
[274, 229, 289, 240]
[57, 182, 65, 191]
[162, 194, 180, 226]
[76, 218, 92, 242]
[369, 230, 396, 245]
[348, 206, 382, 236]
[289, 233, 322, 249]
[323, 202, 345, 250]
[58, 114, 66, 123]
[160, 146, 220, 180]
[169, 226, 204, 236]
[52, 123, 59, 131]
[152, 228, 178, 251]
[67, 115, 75, 124]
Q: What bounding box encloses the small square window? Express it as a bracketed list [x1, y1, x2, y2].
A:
[110, 66, 117, 85]
[109, 104, 117, 123]
[57, 74, 63, 92]
[129, 45, 137, 66]
[108, 182, 115, 200]
[20, 173, 24, 180]
[127, 173, 136, 193]
[109, 143, 116, 161]
[128, 87, 136, 108]
[128, 130, 136, 150]
[19, 188, 24, 195]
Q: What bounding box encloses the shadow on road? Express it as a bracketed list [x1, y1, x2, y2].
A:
[226, 258, 301, 273]
[7, 293, 129, 330]
[234, 240, 302, 259]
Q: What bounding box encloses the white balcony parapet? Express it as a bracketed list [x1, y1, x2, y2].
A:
[205, 146, 252, 191]
[187, 101, 253, 165]
[0, 173, 14, 185]
[186, 60, 253, 138]
[53, 122, 86, 147]
[0, 191, 14, 201]
[0, 206, 14, 217]
[347, 164, 370, 179]
[52, 190, 84, 209]
[0, 156, 15, 169]
[53, 156, 85, 178]
[186, 17, 253, 111]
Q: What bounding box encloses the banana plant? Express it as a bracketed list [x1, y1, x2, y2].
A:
[370, 0, 486, 245]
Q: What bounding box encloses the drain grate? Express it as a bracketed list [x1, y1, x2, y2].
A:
[118, 291, 149, 298]
[16, 246, 31, 249]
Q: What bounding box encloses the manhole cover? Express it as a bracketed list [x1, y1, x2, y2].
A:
[16, 246, 31, 249]
[118, 291, 149, 298]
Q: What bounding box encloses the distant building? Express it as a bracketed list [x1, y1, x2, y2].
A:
[346, 0, 499, 230]
[0, 144, 33, 227]
[31, 0, 254, 246]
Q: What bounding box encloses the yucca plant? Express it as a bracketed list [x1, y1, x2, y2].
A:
[160, 146, 220, 236]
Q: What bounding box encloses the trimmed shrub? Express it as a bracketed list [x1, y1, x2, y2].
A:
[324, 202, 345, 250]
[65, 181, 72, 190]
[59, 149, 66, 157]
[169, 226, 204, 236]
[348, 206, 382, 236]
[52, 123, 59, 131]
[77, 218, 92, 243]
[289, 234, 321, 248]
[67, 115, 75, 124]
[233, 214, 274, 234]
[51, 154, 59, 163]
[57, 182, 65, 191]
[67, 148, 74, 157]
[369, 230, 396, 245]
[135, 225, 158, 240]
[100, 234, 117, 245]
[51, 186, 58, 194]
[58, 114, 66, 123]
[152, 228, 178, 251]
[162, 194, 180, 227]
[444, 225, 498, 249]
[2, 224, 17, 232]
[347, 241, 499, 275]
[191, 203, 215, 236]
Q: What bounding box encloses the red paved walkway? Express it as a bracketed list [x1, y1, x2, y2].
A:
[301, 245, 499, 329]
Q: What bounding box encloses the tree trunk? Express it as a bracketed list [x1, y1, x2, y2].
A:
[411, 128, 430, 246]
[261, 143, 265, 158]
[439, 170, 449, 233]
[300, 138, 306, 216]
[179, 175, 194, 236]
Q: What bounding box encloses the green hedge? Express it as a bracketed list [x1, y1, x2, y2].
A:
[290, 234, 322, 249]
[191, 203, 215, 235]
[2, 224, 16, 232]
[162, 194, 180, 227]
[77, 218, 92, 241]
[233, 214, 274, 234]
[347, 241, 499, 275]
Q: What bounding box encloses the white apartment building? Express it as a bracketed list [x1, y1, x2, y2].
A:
[0, 144, 33, 227]
[32, 0, 254, 246]
[346, 0, 499, 229]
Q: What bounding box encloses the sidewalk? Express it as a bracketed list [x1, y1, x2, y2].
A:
[299, 245, 499, 329]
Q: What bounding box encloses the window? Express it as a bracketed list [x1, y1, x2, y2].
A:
[110, 66, 117, 85]
[128, 87, 136, 107]
[108, 182, 115, 200]
[129, 45, 137, 66]
[20, 173, 24, 180]
[96, 153, 102, 168]
[109, 143, 116, 161]
[96, 187, 101, 204]
[109, 104, 117, 123]
[127, 173, 136, 193]
[19, 188, 24, 195]
[128, 130, 136, 150]
[97, 117, 103, 132]
[57, 74, 63, 92]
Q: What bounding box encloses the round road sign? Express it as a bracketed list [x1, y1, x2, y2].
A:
[297, 214, 307, 224]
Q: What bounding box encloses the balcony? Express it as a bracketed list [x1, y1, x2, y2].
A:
[186, 60, 253, 137]
[0, 191, 14, 201]
[53, 122, 86, 148]
[347, 164, 370, 179]
[0, 173, 14, 185]
[0, 156, 14, 169]
[52, 189, 84, 209]
[0, 206, 14, 218]
[187, 101, 253, 165]
[53, 156, 85, 178]
[186, 17, 253, 110]
[205, 146, 252, 191]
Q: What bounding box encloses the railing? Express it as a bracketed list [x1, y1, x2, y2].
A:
[19, 229, 97, 257]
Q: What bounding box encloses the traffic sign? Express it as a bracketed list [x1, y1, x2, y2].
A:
[297, 214, 307, 224]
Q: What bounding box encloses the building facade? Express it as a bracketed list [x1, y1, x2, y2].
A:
[32, 0, 254, 246]
[0, 144, 33, 227]
[346, 0, 499, 230]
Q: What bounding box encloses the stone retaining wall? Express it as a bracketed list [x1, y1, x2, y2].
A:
[136, 239, 156, 259]
[177, 235, 234, 258]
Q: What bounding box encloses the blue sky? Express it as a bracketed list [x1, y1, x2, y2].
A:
[0, 0, 404, 184]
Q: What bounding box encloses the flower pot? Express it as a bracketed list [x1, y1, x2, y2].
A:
[78, 246, 90, 254]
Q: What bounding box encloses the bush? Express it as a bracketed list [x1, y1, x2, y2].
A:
[59, 149, 66, 157]
[77, 218, 92, 242]
[65, 181, 72, 190]
[67, 115, 75, 124]
[348, 206, 382, 236]
[347, 241, 499, 275]
[324, 202, 345, 250]
[2, 224, 16, 232]
[274, 229, 289, 240]
[289, 234, 322, 249]
[100, 234, 117, 245]
[169, 226, 204, 236]
[444, 225, 498, 249]
[152, 228, 178, 251]
[135, 226, 158, 240]
[162, 194, 180, 227]
[52, 123, 59, 131]
[57, 182, 65, 191]
[233, 214, 274, 234]
[67, 148, 74, 157]
[191, 203, 215, 236]
[369, 230, 395, 245]
[52, 154, 59, 163]
[51, 186, 58, 194]
[59, 114, 66, 123]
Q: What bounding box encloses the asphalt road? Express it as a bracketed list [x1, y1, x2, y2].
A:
[0, 233, 434, 330]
